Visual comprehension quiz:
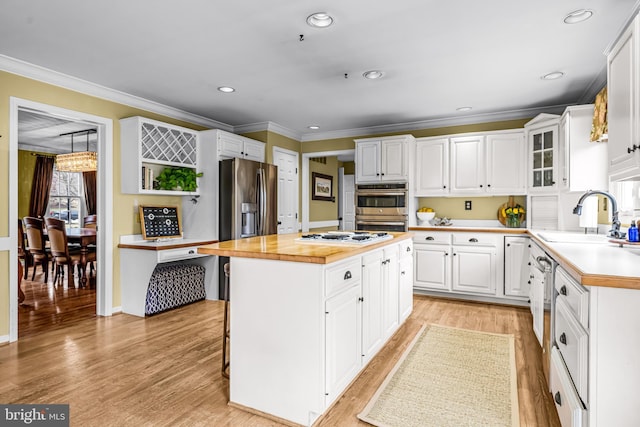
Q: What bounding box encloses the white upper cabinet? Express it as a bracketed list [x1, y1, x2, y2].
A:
[608, 14, 640, 181]
[414, 137, 449, 195]
[558, 105, 608, 192]
[355, 135, 413, 183]
[526, 114, 560, 192]
[446, 131, 526, 196]
[120, 116, 200, 195]
[450, 135, 485, 194]
[485, 132, 526, 194]
[217, 130, 265, 162]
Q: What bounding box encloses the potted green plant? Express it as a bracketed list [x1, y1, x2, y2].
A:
[155, 167, 203, 192]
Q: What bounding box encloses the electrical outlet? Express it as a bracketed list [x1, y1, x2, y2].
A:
[465, 200, 472, 210]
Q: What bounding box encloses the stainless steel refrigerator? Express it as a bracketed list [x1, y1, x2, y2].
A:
[218, 157, 278, 296]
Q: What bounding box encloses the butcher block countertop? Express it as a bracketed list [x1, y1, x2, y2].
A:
[197, 232, 412, 264]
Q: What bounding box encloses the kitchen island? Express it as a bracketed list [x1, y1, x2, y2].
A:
[198, 232, 413, 426]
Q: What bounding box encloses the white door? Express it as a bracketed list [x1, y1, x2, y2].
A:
[339, 172, 355, 231]
[273, 147, 298, 234]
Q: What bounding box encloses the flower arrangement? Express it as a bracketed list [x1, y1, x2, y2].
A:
[502, 205, 526, 228]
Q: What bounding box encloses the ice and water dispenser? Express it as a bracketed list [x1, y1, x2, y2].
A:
[241, 202, 257, 237]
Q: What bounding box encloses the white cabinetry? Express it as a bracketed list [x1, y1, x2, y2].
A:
[325, 265, 362, 401]
[526, 114, 560, 192]
[504, 236, 530, 298]
[607, 13, 640, 181]
[414, 137, 449, 195]
[450, 135, 485, 194]
[413, 232, 451, 291]
[451, 233, 498, 295]
[558, 105, 608, 191]
[355, 135, 413, 183]
[120, 116, 200, 195]
[361, 250, 384, 364]
[398, 240, 414, 322]
[216, 129, 265, 162]
[418, 131, 525, 196]
[381, 245, 399, 339]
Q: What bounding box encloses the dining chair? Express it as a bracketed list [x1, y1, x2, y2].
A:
[45, 217, 94, 288]
[17, 218, 32, 279]
[22, 217, 50, 282]
[83, 214, 97, 229]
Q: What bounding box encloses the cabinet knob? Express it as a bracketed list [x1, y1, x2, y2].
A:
[376, 173, 380, 176]
[344, 271, 352, 280]
[527, 280, 531, 284]
[559, 333, 567, 345]
[443, 185, 447, 189]
[554, 391, 562, 406]
[445, 252, 449, 256]
[487, 184, 491, 187]
[453, 253, 457, 256]
[479, 184, 483, 188]
[358, 297, 364, 302]
[507, 243, 511, 247]
[406, 247, 411, 252]
[241, 151, 244, 155]
[381, 173, 385, 176]
[559, 285, 567, 296]
[401, 271, 406, 275]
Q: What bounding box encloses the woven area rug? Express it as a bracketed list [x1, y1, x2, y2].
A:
[358, 324, 519, 427]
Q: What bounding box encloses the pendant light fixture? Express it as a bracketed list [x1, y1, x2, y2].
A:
[56, 129, 97, 172]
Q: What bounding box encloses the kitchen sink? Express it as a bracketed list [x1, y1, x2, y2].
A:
[537, 232, 611, 244]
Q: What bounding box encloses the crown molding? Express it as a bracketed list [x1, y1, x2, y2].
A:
[0, 54, 233, 131]
[234, 121, 301, 141]
[299, 104, 570, 142]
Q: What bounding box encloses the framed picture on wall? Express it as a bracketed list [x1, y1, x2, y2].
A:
[312, 172, 334, 201]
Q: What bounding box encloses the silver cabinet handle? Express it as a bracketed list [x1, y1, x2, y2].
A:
[344, 271, 352, 280]
[426, 236, 435, 241]
[469, 238, 478, 243]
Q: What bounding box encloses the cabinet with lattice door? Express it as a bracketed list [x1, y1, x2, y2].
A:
[120, 116, 200, 195]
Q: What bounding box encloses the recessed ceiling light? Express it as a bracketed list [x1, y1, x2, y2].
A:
[563, 9, 594, 24]
[306, 12, 333, 28]
[218, 86, 235, 93]
[363, 70, 384, 80]
[456, 106, 472, 112]
[308, 125, 320, 130]
[541, 71, 565, 80]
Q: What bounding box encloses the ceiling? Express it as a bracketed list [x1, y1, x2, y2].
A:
[2, 0, 638, 147]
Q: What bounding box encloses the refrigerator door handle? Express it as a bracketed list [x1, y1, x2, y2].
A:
[257, 168, 267, 235]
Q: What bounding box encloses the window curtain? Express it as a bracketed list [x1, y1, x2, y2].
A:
[28, 155, 55, 218]
[590, 86, 608, 142]
[83, 170, 97, 215]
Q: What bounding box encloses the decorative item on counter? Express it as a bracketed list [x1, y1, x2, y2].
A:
[432, 217, 453, 226]
[497, 196, 525, 227]
[416, 207, 435, 225]
[628, 220, 639, 242]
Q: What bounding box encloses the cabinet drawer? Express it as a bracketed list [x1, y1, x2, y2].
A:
[398, 240, 413, 258]
[555, 298, 589, 402]
[412, 231, 450, 245]
[326, 257, 361, 297]
[452, 232, 499, 246]
[555, 267, 589, 329]
[550, 347, 587, 427]
[157, 247, 206, 263]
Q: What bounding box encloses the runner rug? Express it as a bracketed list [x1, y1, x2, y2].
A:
[357, 324, 519, 427]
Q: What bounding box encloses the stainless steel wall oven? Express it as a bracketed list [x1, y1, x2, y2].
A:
[355, 183, 408, 232]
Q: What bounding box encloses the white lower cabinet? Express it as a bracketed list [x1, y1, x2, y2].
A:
[361, 250, 384, 364]
[504, 236, 530, 298]
[413, 232, 451, 291]
[398, 240, 414, 322]
[382, 245, 400, 339]
[550, 347, 587, 427]
[530, 256, 545, 346]
[325, 283, 362, 401]
[451, 244, 496, 295]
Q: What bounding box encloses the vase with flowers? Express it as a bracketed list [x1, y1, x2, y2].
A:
[503, 205, 525, 228]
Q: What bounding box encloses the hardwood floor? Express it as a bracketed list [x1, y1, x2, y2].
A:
[1, 294, 560, 427]
[18, 265, 96, 338]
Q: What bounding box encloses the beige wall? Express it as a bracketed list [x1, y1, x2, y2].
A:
[309, 157, 339, 223]
[417, 196, 527, 221]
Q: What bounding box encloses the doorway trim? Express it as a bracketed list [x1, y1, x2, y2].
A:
[9, 97, 114, 342]
[301, 149, 354, 232]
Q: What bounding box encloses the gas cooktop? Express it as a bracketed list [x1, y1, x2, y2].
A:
[295, 232, 393, 245]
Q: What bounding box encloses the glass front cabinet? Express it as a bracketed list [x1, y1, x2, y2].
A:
[526, 114, 560, 192]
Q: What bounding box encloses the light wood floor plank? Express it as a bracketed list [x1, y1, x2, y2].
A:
[2, 293, 560, 426]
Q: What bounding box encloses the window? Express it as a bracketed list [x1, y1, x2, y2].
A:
[47, 167, 83, 228]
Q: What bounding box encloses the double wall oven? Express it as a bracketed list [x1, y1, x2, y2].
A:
[355, 183, 408, 232]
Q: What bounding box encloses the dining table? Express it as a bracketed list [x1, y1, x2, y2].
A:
[65, 227, 97, 287]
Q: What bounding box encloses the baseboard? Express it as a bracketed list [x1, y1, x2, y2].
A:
[0, 335, 9, 344]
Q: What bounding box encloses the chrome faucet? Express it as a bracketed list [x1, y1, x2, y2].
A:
[573, 190, 624, 239]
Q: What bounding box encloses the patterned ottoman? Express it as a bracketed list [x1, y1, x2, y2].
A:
[145, 263, 206, 315]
